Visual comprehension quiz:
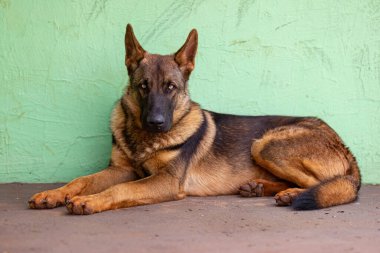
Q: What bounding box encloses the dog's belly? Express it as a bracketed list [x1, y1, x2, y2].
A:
[183, 160, 268, 196]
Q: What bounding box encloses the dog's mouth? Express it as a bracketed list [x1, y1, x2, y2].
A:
[142, 121, 172, 133]
[145, 125, 169, 133]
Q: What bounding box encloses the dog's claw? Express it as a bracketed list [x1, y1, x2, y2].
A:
[64, 195, 71, 205]
[66, 201, 73, 213]
[28, 189, 68, 209]
[65, 197, 97, 215]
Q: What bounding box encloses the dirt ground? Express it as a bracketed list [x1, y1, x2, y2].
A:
[0, 183, 379, 253]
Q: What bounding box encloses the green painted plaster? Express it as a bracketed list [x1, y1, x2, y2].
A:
[1, 0, 379, 183]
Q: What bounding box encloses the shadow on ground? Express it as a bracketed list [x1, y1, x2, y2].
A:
[0, 184, 379, 253]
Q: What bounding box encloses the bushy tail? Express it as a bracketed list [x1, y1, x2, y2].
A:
[292, 158, 361, 210]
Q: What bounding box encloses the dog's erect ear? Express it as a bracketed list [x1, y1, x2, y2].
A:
[125, 24, 146, 75]
[174, 29, 198, 79]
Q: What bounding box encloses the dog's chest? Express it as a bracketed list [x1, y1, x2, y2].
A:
[134, 147, 180, 176]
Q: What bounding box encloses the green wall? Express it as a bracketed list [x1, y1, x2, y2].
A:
[1, 0, 379, 183]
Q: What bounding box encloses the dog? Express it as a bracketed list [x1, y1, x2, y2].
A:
[28, 24, 361, 215]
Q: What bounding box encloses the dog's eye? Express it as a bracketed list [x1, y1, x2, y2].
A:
[167, 82, 176, 91]
[139, 81, 148, 90]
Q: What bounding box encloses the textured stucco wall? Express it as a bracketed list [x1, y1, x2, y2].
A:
[1, 0, 379, 183]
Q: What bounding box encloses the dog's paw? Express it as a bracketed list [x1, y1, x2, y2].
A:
[28, 189, 69, 209]
[274, 188, 304, 206]
[66, 195, 101, 215]
[239, 181, 264, 197]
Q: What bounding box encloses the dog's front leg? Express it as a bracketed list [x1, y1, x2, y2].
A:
[66, 172, 183, 215]
[28, 165, 136, 209]
[29, 146, 137, 209]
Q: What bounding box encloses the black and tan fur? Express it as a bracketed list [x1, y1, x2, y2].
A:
[28, 24, 361, 215]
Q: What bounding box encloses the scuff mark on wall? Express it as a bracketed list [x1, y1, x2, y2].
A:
[236, 0, 256, 26]
[0, 0, 10, 9]
[87, 0, 109, 21]
[274, 20, 297, 31]
[140, 0, 203, 44]
[296, 41, 332, 70]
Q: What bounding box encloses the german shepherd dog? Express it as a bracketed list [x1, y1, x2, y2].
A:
[29, 24, 361, 215]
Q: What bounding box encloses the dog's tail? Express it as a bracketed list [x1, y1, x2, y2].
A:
[292, 155, 361, 210]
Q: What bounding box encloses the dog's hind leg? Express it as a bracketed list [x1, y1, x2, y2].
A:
[249, 119, 359, 209]
[240, 124, 323, 202]
[250, 125, 325, 190]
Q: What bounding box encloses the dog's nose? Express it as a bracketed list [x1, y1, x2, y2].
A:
[147, 114, 165, 127]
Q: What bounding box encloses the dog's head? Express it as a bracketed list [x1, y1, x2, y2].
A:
[123, 24, 198, 133]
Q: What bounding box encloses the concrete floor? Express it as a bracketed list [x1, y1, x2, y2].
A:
[0, 184, 379, 253]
